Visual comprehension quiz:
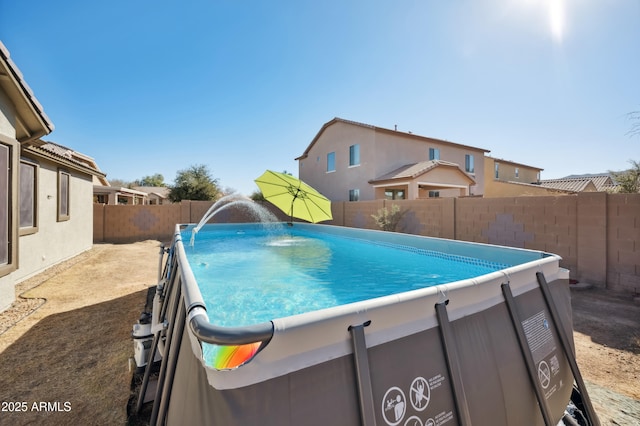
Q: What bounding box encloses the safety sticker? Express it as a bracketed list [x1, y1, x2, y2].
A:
[382, 386, 407, 426]
[410, 377, 430, 411]
[522, 311, 556, 364]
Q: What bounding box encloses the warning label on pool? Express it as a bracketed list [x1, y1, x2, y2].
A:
[381, 375, 454, 426]
[522, 310, 556, 364]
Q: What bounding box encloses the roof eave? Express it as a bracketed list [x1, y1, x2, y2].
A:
[0, 42, 55, 144]
[296, 117, 491, 161]
[23, 145, 106, 178]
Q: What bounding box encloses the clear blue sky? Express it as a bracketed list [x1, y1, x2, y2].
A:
[2, 1, 638, 195]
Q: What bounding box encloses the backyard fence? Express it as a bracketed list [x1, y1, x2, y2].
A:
[94, 193, 639, 294]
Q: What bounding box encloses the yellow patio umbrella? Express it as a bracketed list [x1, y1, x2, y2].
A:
[254, 170, 333, 224]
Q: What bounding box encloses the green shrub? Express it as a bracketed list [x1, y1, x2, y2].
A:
[371, 204, 405, 232]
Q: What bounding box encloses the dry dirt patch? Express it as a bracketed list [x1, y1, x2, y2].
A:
[570, 287, 640, 424]
[0, 241, 159, 425]
[0, 242, 638, 425]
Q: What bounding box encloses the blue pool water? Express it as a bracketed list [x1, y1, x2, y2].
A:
[184, 225, 510, 328]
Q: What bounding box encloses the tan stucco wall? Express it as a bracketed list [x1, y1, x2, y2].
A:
[484, 158, 551, 197]
[298, 121, 485, 201]
[0, 92, 17, 310]
[486, 157, 540, 183]
[372, 132, 485, 197]
[10, 159, 94, 284]
[299, 121, 377, 201]
[0, 91, 16, 138]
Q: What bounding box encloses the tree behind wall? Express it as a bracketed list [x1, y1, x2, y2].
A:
[134, 173, 165, 187]
[610, 160, 640, 193]
[168, 164, 221, 202]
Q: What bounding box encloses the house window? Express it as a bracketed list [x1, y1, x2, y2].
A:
[19, 160, 38, 234]
[349, 189, 360, 201]
[495, 163, 500, 179]
[429, 191, 440, 198]
[94, 194, 107, 204]
[0, 138, 18, 276]
[58, 169, 70, 221]
[465, 154, 475, 173]
[349, 144, 360, 167]
[384, 189, 405, 200]
[515, 167, 519, 178]
[0, 144, 10, 266]
[327, 152, 335, 172]
[429, 148, 440, 161]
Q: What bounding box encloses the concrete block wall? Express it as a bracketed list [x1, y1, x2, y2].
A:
[392, 199, 454, 238]
[94, 193, 640, 293]
[576, 193, 607, 285]
[606, 194, 640, 293]
[94, 200, 289, 243]
[342, 200, 383, 230]
[95, 204, 182, 243]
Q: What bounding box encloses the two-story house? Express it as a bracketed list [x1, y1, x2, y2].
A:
[296, 118, 488, 201]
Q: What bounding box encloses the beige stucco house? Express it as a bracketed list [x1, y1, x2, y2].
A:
[94, 184, 148, 205]
[0, 41, 103, 312]
[296, 118, 488, 201]
[482, 158, 617, 197]
[133, 186, 170, 204]
[482, 156, 557, 197]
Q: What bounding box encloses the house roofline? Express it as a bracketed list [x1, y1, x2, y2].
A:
[93, 185, 148, 196]
[23, 144, 106, 178]
[486, 155, 543, 171]
[295, 117, 490, 161]
[0, 41, 54, 143]
[369, 160, 476, 185]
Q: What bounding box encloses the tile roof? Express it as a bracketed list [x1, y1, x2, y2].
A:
[538, 175, 614, 192]
[370, 160, 475, 184]
[133, 186, 170, 198]
[486, 155, 543, 171]
[24, 140, 105, 178]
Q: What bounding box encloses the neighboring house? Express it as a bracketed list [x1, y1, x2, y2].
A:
[88, 157, 153, 205]
[296, 118, 488, 201]
[132, 186, 170, 204]
[483, 156, 554, 197]
[94, 184, 148, 205]
[486, 156, 542, 184]
[537, 174, 617, 193]
[0, 41, 104, 312]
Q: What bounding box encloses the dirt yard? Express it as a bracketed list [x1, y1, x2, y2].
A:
[0, 242, 638, 425]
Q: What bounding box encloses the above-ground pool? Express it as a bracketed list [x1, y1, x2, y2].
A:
[137, 222, 599, 426]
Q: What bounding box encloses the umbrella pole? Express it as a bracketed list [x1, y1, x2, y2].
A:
[289, 185, 304, 226]
[288, 200, 294, 226]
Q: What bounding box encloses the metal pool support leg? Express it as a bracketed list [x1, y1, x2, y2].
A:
[434, 301, 472, 426]
[157, 243, 167, 283]
[501, 282, 555, 425]
[135, 329, 162, 415]
[150, 282, 183, 426]
[135, 244, 170, 415]
[155, 294, 186, 425]
[348, 321, 376, 426]
[536, 272, 600, 426]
